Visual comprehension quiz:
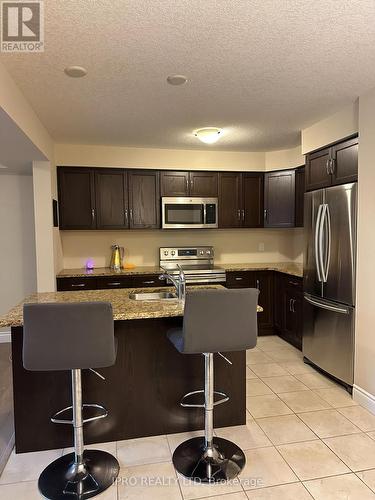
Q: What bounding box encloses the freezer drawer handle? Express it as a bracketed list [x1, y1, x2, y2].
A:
[304, 295, 349, 315]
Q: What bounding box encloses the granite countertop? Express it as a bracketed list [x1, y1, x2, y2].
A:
[57, 262, 303, 279]
[0, 286, 263, 328]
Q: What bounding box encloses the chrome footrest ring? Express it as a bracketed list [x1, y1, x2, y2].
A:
[180, 390, 229, 408]
[51, 404, 108, 425]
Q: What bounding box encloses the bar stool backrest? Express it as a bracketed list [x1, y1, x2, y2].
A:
[23, 302, 115, 371]
[182, 288, 259, 354]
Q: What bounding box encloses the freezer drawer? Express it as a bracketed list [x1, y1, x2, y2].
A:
[303, 294, 354, 386]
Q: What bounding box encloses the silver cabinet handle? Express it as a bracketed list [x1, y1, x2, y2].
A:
[130, 208, 133, 222]
[142, 280, 155, 284]
[107, 282, 121, 286]
[326, 158, 330, 175]
[241, 209, 245, 221]
[125, 208, 129, 226]
[264, 209, 268, 222]
[91, 208, 95, 222]
[186, 178, 189, 193]
[237, 209, 241, 221]
[292, 299, 296, 313]
[256, 279, 260, 290]
[289, 298, 293, 312]
[235, 277, 244, 281]
[71, 283, 86, 288]
[288, 281, 299, 286]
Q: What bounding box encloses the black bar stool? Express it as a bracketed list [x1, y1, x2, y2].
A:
[167, 287, 259, 483]
[23, 302, 119, 499]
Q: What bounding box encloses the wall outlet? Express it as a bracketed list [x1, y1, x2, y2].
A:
[258, 242, 265, 252]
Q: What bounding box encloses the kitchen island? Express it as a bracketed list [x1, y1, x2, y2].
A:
[0, 287, 262, 454]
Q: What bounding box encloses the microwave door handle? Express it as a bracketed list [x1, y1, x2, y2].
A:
[203, 204, 207, 224]
[315, 204, 323, 282]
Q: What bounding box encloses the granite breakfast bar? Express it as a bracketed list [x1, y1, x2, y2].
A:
[0, 286, 262, 454]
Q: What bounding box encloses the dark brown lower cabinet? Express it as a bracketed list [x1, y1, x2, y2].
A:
[57, 274, 165, 291]
[226, 270, 273, 336]
[227, 270, 303, 348]
[274, 274, 303, 350]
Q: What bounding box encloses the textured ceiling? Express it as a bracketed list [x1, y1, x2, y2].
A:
[1, 0, 375, 151]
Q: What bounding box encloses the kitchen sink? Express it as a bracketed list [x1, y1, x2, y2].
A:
[129, 291, 178, 301]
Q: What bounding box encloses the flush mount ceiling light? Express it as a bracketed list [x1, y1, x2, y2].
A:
[64, 66, 88, 78]
[167, 74, 187, 85]
[194, 127, 222, 144]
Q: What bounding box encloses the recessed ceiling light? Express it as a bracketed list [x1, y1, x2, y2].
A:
[167, 74, 188, 86]
[0, 165, 8, 169]
[64, 66, 87, 78]
[194, 127, 222, 144]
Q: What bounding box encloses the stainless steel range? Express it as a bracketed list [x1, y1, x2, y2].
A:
[159, 246, 226, 284]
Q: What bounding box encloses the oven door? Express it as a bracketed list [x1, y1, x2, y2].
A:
[162, 197, 218, 229]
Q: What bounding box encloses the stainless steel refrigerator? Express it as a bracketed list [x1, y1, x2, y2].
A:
[303, 182, 357, 388]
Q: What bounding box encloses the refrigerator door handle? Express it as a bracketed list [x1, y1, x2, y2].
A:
[320, 203, 330, 283]
[315, 204, 324, 282]
[323, 204, 331, 283]
[304, 294, 350, 315]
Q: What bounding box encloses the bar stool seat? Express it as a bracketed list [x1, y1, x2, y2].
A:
[23, 302, 119, 500]
[167, 288, 259, 483]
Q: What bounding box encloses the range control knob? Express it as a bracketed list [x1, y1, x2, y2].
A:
[163, 250, 168, 256]
[171, 250, 176, 256]
[206, 250, 211, 255]
[199, 250, 204, 255]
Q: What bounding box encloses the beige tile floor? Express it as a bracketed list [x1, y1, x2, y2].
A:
[2, 336, 375, 499]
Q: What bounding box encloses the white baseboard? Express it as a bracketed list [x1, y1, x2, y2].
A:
[0, 331, 11, 343]
[353, 384, 375, 415]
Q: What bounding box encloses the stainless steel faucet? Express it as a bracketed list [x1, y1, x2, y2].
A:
[159, 265, 186, 300]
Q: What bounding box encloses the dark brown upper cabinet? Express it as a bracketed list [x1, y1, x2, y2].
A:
[295, 166, 305, 227]
[128, 170, 160, 229]
[95, 169, 128, 229]
[331, 137, 358, 185]
[218, 173, 242, 228]
[305, 136, 358, 192]
[160, 170, 218, 197]
[58, 167, 96, 230]
[264, 169, 295, 228]
[160, 171, 190, 196]
[189, 171, 218, 197]
[242, 173, 264, 228]
[218, 172, 264, 228]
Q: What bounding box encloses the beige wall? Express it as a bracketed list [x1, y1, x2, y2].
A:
[55, 143, 265, 171]
[61, 228, 301, 269]
[32, 162, 57, 291]
[0, 61, 53, 161]
[265, 146, 305, 171]
[354, 88, 375, 401]
[301, 101, 359, 154]
[0, 173, 37, 319]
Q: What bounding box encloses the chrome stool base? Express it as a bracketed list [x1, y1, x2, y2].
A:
[38, 450, 119, 500]
[172, 436, 246, 483]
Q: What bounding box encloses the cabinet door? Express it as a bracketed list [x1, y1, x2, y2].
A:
[131, 275, 166, 288]
[58, 167, 96, 229]
[218, 173, 242, 228]
[255, 271, 274, 333]
[160, 171, 189, 196]
[190, 172, 218, 197]
[292, 292, 303, 350]
[56, 277, 97, 291]
[95, 169, 128, 229]
[264, 170, 295, 228]
[96, 276, 133, 289]
[128, 170, 160, 229]
[242, 173, 264, 228]
[295, 166, 305, 228]
[226, 271, 253, 288]
[305, 147, 331, 191]
[332, 137, 358, 185]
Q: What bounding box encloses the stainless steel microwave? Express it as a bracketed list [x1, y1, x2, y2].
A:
[161, 197, 218, 229]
